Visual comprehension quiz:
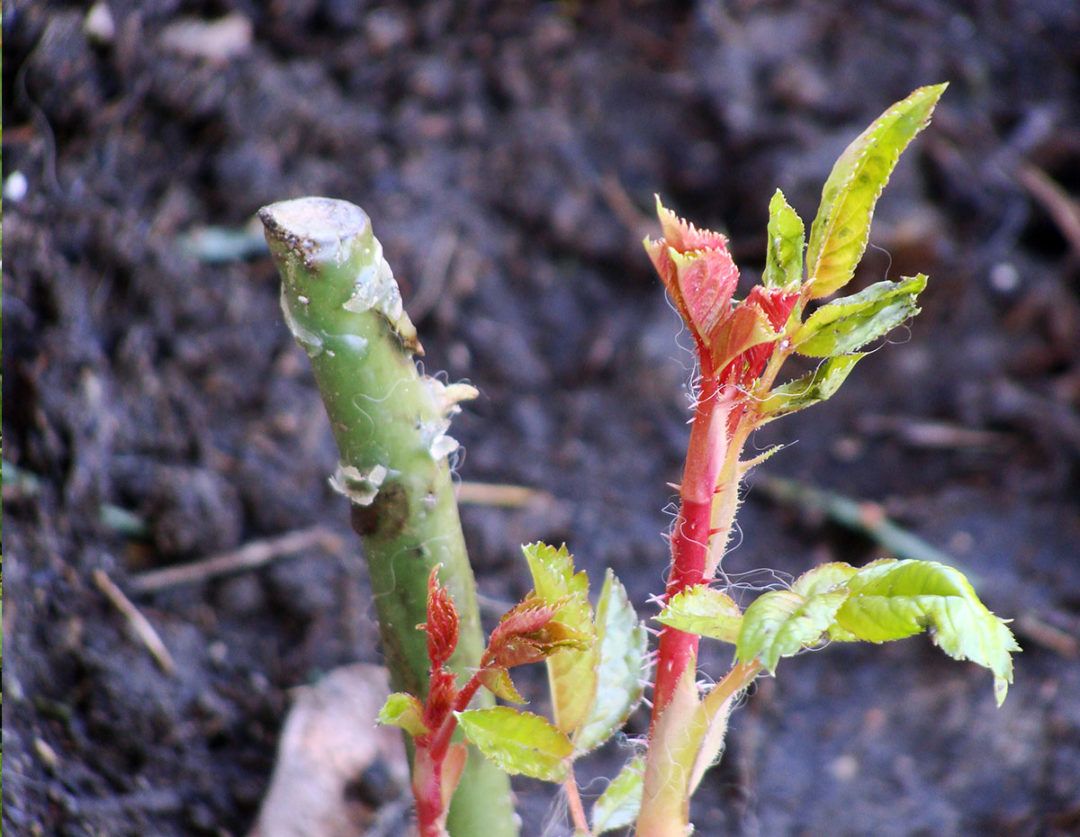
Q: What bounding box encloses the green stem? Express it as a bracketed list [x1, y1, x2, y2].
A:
[260, 198, 517, 837]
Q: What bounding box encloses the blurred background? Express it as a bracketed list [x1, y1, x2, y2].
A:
[4, 2, 1079, 834]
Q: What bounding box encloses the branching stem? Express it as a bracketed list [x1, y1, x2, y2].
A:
[429, 670, 486, 763]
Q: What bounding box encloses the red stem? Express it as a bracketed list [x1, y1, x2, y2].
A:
[413, 747, 446, 837]
[429, 669, 486, 762]
[650, 374, 727, 725]
[415, 668, 489, 836]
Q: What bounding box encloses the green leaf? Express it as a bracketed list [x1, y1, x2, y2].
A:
[763, 189, 806, 290]
[793, 274, 927, 357]
[736, 567, 853, 673]
[377, 692, 430, 738]
[479, 667, 527, 704]
[522, 543, 599, 735]
[792, 561, 860, 596]
[805, 84, 946, 299]
[573, 570, 648, 753]
[734, 560, 1019, 706]
[655, 585, 743, 644]
[832, 559, 1020, 705]
[455, 707, 574, 782]
[757, 354, 865, 418]
[522, 542, 589, 603]
[590, 755, 644, 834]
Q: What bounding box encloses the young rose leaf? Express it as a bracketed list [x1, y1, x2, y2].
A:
[719, 286, 801, 388]
[793, 274, 927, 358]
[707, 295, 782, 373]
[757, 354, 865, 419]
[522, 543, 590, 610]
[590, 755, 645, 834]
[792, 561, 859, 596]
[486, 596, 559, 664]
[655, 585, 743, 644]
[572, 570, 648, 754]
[805, 83, 946, 299]
[644, 198, 740, 348]
[420, 566, 459, 668]
[733, 565, 859, 675]
[522, 543, 599, 734]
[544, 625, 599, 734]
[763, 189, 806, 290]
[485, 598, 593, 669]
[455, 707, 574, 782]
[735, 572, 852, 673]
[478, 667, 527, 704]
[831, 559, 1020, 705]
[533, 620, 594, 651]
[377, 692, 431, 738]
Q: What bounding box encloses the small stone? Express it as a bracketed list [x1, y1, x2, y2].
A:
[83, 2, 116, 45]
[33, 738, 60, 772]
[3, 171, 28, 203]
[829, 753, 859, 782]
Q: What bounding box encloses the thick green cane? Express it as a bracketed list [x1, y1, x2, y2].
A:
[260, 198, 517, 837]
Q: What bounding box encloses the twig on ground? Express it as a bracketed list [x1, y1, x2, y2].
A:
[856, 414, 1010, 450]
[407, 228, 458, 323]
[599, 173, 656, 242]
[1014, 161, 1080, 259]
[754, 475, 967, 571]
[128, 526, 342, 594]
[93, 568, 177, 675]
[1013, 612, 1079, 659]
[455, 480, 553, 508]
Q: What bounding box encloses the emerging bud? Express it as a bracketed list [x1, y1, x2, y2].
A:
[646, 197, 799, 388]
[644, 197, 739, 364]
[420, 567, 460, 668]
[423, 667, 459, 732]
[720, 285, 800, 386]
[483, 596, 592, 669]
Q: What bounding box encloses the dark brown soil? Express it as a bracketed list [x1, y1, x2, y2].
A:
[4, 2, 1080, 835]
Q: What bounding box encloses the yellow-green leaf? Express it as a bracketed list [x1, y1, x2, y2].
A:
[655, 585, 743, 644]
[805, 84, 946, 299]
[792, 562, 859, 597]
[793, 274, 927, 357]
[763, 189, 805, 290]
[479, 667, 527, 704]
[591, 755, 644, 834]
[832, 559, 1020, 705]
[376, 692, 430, 738]
[522, 543, 598, 734]
[573, 570, 647, 753]
[455, 707, 574, 782]
[522, 542, 589, 603]
[757, 354, 865, 419]
[736, 584, 849, 673]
